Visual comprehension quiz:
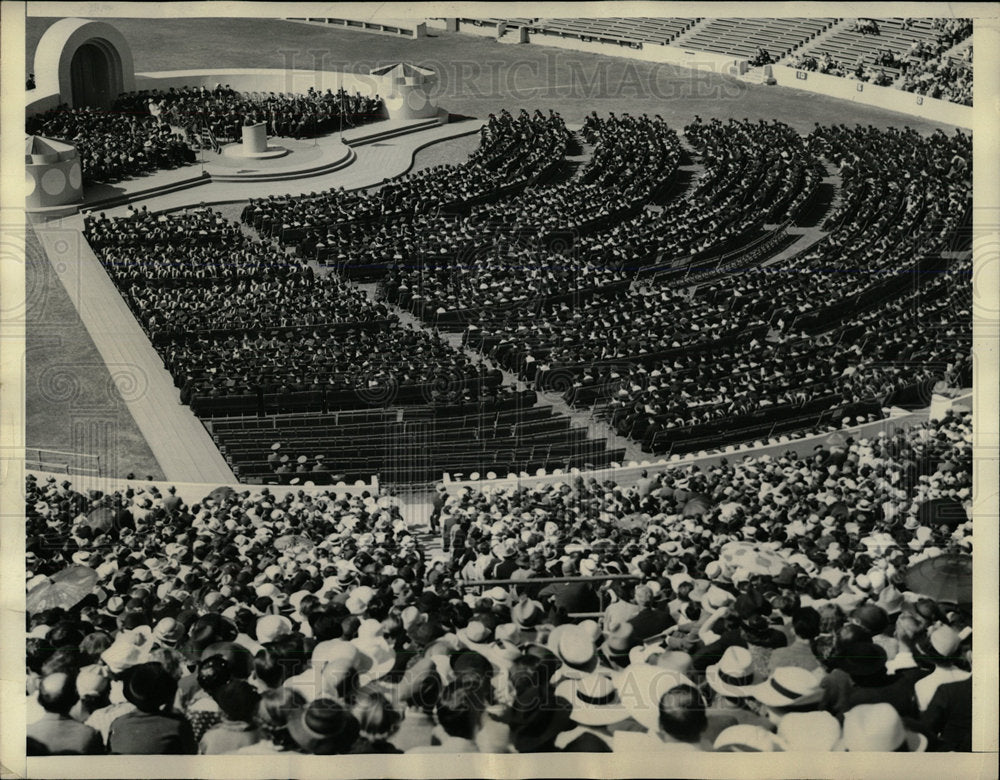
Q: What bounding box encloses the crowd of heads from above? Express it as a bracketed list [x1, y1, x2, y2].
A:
[77, 104, 970, 467]
[25, 410, 973, 755]
[26, 84, 386, 186]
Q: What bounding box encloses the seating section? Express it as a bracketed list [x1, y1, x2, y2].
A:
[793, 18, 972, 101]
[675, 18, 836, 60]
[211, 396, 624, 484]
[531, 18, 700, 47]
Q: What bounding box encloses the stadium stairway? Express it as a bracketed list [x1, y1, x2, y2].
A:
[775, 18, 849, 64]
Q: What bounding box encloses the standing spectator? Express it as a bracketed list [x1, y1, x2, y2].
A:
[27, 673, 104, 755]
[107, 662, 197, 754]
[198, 680, 261, 754]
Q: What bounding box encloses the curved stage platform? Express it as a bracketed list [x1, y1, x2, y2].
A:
[76, 110, 478, 213]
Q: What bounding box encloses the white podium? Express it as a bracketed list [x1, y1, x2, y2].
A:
[222, 122, 288, 160]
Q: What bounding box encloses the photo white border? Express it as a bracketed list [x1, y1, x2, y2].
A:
[2, 3, 997, 777]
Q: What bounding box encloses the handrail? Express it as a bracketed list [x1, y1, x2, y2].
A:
[458, 574, 640, 588]
[27, 447, 100, 460]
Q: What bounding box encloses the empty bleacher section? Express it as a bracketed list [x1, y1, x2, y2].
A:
[209, 394, 623, 484]
[285, 17, 427, 38]
[530, 17, 699, 47]
[674, 17, 836, 61]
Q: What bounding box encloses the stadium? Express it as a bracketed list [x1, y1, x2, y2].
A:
[12, 7, 993, 766]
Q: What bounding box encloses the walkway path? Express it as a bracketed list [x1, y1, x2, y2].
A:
[31, 213, 237, 483]
[99, 120, 484, 217]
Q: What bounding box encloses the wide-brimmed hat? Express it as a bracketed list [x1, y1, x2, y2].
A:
[750, 667, 823, 708]
[287, 698, 361, 754]
[841, 703, 927, 752]
[345, 586, 376, 616]
[555, 673, 630, 727]
[706, 646, 765, 698]
[256, 614, 293, 644]
[602, 618, 636, 654]
[777, 711, 843, 751]
[713, 724, 778, 752]
[152, 617, 185, 647]
[929, 624, 963, 658]
[613, 662, 697, 732]
[101, 635, 150, 675]
[549, 624, 597, 673]
[355, 637, 396, 685]
[123, 661, 175, 712]
[512, 599, 545, 629]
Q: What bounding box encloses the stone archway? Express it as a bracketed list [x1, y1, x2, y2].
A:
[33, 18, 135, 108]
[70, 39, 123, 108]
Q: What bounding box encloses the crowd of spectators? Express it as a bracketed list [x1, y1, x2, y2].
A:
[83, 207, 507, 407]
[601, 256, 970, 444]
[789, 18, 972, 106]
[244, 109, 570, 241]
[26, 104, 193, 185]
[899, 57, 972, 106]
[116, 84, 385, 143]
[24, 408, 974, 755]
[462, 112, 681, 237]
[26, 84, 387, 186]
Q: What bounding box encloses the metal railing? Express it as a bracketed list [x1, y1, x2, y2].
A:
[24, 448, 102, 477]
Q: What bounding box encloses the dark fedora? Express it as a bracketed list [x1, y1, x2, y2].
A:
[287, 698, 360, 754]
[123, 661, 176, 713]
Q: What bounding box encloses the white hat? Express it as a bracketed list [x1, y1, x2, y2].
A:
[777, 711, 843, 751]
[841, 703, 927, 752]
[345, 585, 376, 616]
[555, 673, 630, 727]
[713, 724, 778, 752]
[256, 614, 293, 644]
[613, 663, 697, 732]
[750, 667, 823, 708]
[706, 646, 764, 698]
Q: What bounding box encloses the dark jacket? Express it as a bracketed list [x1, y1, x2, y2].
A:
[108, 710, 197, 755]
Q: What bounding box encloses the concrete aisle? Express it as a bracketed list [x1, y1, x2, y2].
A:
[32, 214, 237, 484]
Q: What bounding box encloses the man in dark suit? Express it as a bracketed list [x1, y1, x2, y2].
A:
[27, 673, 104, 755]
[921, 677, 972, 752]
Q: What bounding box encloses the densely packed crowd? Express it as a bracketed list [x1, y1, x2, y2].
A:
[116, 85, 384, 143]
[25, 409, 974, 754]
[26, 84, 387, 186]
[567, 124, 970, 445]
[26, 104, 193, 185]
[84, 207, 509, 407]
[244, 110, 570, 238]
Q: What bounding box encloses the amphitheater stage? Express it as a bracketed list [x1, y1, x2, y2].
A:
[87, 116, 483, 217]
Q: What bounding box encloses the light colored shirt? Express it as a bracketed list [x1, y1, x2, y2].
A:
[915, 667, 971, 712]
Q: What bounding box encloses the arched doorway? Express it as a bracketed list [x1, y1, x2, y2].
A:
[69, 39, 121, 108]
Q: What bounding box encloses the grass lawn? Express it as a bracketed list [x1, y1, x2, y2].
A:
[25, 222, 165, 480]
[26, 17, 962, 135]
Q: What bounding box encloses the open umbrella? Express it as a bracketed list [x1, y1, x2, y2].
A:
[825, 432, 847, 449]
[274, 534, 313, 552]
[719, 542, 787, 577]
[207, 486, 236, 504]
[682, 494, 712, 517]
[903, 553, 972, 605]
[916, 497, 968, 530]
[85, 506, 116, 534]
[613, 514, 647, 531]
[26, 565, 98, 614]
